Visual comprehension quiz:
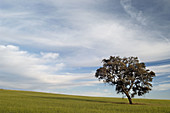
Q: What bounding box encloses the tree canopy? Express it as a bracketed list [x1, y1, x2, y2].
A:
[95, 56, 156, 104]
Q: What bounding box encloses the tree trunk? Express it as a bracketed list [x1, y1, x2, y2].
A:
[122, 86, 133, 104]
[126, 93, 133, 104]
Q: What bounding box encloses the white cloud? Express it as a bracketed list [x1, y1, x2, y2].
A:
[0, 45, 98, 90]
[153, 83, 170, 91]
[148, 64, 170, 76]
[41, 52, 59, 60]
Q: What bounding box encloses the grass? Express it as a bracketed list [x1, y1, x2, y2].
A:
[0, 89, 170, 113]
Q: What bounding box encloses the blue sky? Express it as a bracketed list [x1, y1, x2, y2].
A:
[0, 0, 170, 99]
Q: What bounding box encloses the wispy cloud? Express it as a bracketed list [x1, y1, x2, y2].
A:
[153, 83, 170, 91]
[1, 0, 169, 64]
[148, 64, 170, 76]
[120, 0, 147, 25]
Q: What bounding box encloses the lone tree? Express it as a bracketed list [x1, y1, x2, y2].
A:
[95, 56, 155, 104]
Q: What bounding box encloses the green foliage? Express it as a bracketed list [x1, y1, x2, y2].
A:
[95, 56, 156, 104]
[0, 89, 170, 113]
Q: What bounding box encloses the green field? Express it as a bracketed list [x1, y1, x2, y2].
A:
[0, 89, 170, 113]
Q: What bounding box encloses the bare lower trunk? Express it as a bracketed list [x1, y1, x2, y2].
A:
[126, 93, 132, 104]
[122, 86, 133, 104]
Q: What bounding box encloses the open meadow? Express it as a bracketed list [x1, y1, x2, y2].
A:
[0, 89, 169, 113]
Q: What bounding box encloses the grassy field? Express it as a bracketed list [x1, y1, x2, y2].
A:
[0, 89, 170, 113]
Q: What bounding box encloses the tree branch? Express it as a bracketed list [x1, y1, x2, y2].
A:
[128, 80, 134, 92]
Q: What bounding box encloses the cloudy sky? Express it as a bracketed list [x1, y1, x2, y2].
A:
[0, 0, 170, 99]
